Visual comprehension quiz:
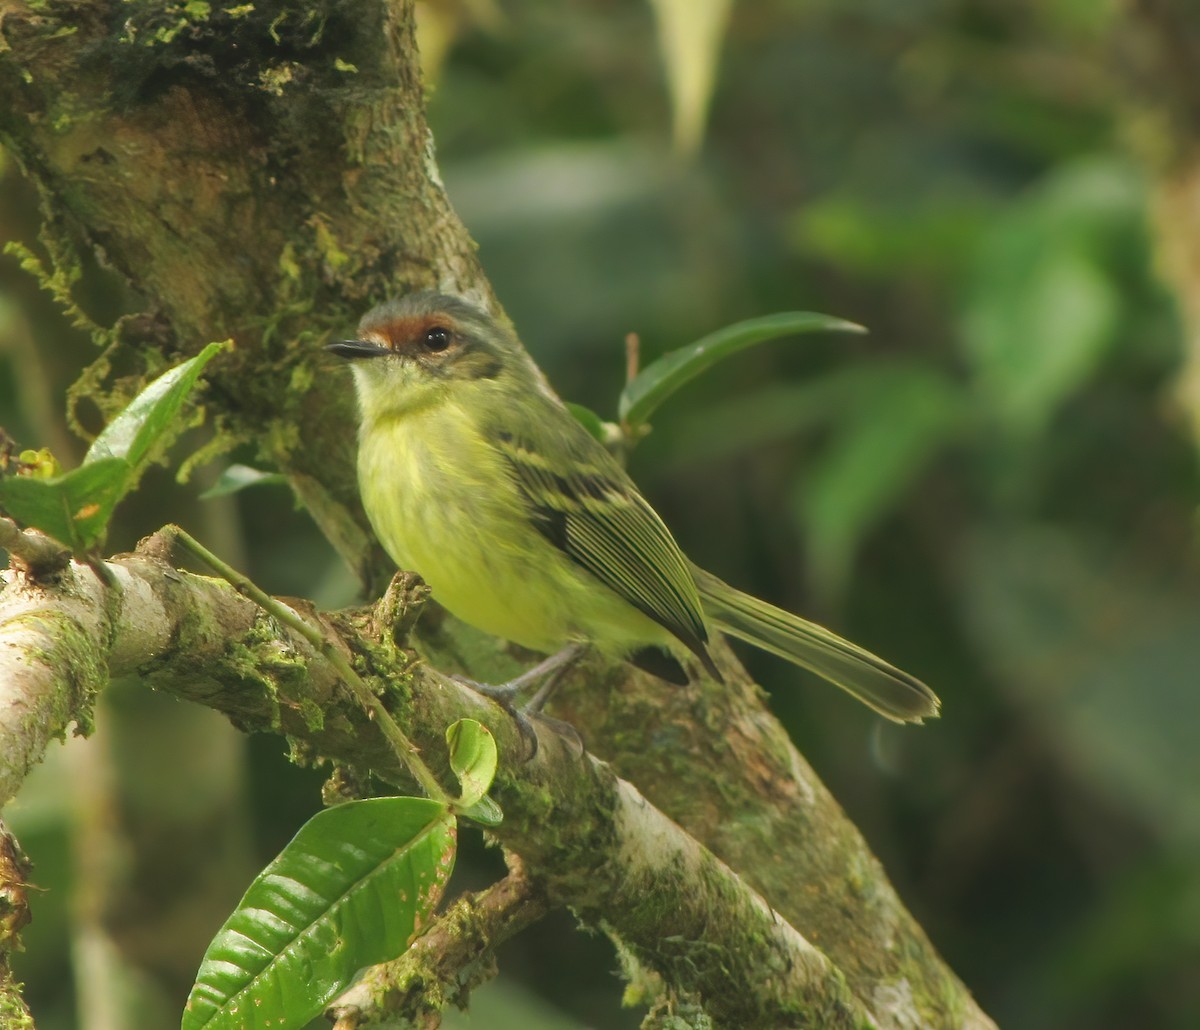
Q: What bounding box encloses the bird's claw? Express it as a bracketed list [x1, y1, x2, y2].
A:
[451, 673, 520, 704]
[447, 645, 586, 760]
[450, 673, 541, 759]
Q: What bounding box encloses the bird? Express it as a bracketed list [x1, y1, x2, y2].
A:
[327, 291, 939, 725]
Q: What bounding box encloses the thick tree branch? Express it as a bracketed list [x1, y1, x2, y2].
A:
[0, 0, 485, 588]
[0, 552, 894, 1028]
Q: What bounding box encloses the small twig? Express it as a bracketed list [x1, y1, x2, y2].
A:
[327, 859, 550, 1028]
[625, 331, 641, 385]
[153, 524, 451, 805]
[0, 516, 70, 577]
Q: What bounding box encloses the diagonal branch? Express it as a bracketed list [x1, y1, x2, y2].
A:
[0, 549, 895, 1028]
[327, 859, 552, 1029]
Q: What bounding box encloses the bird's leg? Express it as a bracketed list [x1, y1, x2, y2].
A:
[524, 643, 585, 713]
[455, 644, 587, 759]
[463, 643, 585, 705]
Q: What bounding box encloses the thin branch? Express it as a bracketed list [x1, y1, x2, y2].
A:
[327, 859, 551, 1028]
[157, 525, 450, 805]
[0, 517, 70, 577]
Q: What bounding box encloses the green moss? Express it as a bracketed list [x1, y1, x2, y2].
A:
[288, 362, 314, 395]
[278, 242, 302, 282]
[2, 241, 98, 336]
[175, 420, 239, 484]
[118, 0, 215, 46]
[298, 697, 325, 732]
[0, 977, 34, 1030]
[258, 61, 299, 95]
[313, 217, 352, 271]
[20, 612, 104, 736]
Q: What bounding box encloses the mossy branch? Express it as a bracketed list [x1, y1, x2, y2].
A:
[0, 549, 905, 1029]
[327, 860, 551, 1028]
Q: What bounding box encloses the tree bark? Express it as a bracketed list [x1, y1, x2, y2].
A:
[1123, 0, 1200, 443]
[0, 1, 993, 1026]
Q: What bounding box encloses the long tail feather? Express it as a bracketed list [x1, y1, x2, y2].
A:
[693, 566, 940, 723]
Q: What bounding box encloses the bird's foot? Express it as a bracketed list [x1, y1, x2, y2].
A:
[452, 644, 586, 758]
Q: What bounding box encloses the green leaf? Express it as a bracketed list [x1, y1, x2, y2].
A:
[86, 340, 227, 468]
[0, 458, 131, 552]
[200, 464, 288, 500]
[0, 343, 227, 553]
[182, 797, 456, 1030]
[618, 312, 864, 431]
[566, 402, 609, 444]
[446, 718, 499, 811]
[457, 795, 504, 827]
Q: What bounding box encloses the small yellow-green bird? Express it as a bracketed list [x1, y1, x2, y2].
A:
[329, 291, 939, 723]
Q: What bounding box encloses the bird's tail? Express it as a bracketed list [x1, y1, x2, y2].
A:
[693, 566, 940, 724]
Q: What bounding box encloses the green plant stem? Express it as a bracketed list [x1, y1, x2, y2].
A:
[162, 525, 450, 805]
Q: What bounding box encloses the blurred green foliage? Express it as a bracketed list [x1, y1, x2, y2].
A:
[2, 1, 1198, 1028]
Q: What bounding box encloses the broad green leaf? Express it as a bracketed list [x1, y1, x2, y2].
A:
[619, 312, 864, 431]
[86, 340, 227, 468]
[566, 402, 609, 444]
[182, 797, 456, 1030]
[648, 0, 733, 155]
[446, 718, 499, 811]
[0, 458, 131, 552]
[200, 464, 288, 500]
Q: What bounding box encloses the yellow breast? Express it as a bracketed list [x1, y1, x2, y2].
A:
[358, 399, 581, 653]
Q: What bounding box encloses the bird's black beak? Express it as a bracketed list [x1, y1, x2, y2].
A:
[326, 339, 392, 359]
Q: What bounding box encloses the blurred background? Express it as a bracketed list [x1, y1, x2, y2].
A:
[3, 1, 1199, 1027]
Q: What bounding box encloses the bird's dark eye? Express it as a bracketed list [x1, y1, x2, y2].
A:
[422, 326, 451, 352]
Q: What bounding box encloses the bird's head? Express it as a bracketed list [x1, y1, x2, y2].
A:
[328, 291, 538, 420]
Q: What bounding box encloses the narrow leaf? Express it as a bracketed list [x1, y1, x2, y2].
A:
[200, 464, 288, 500]
[619, 311, 865, 431]
[86, 340, 227, 469]
[183, 797, 456, 1030]
[648, 0, 734, 155]
[446, 718, 499, 810]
